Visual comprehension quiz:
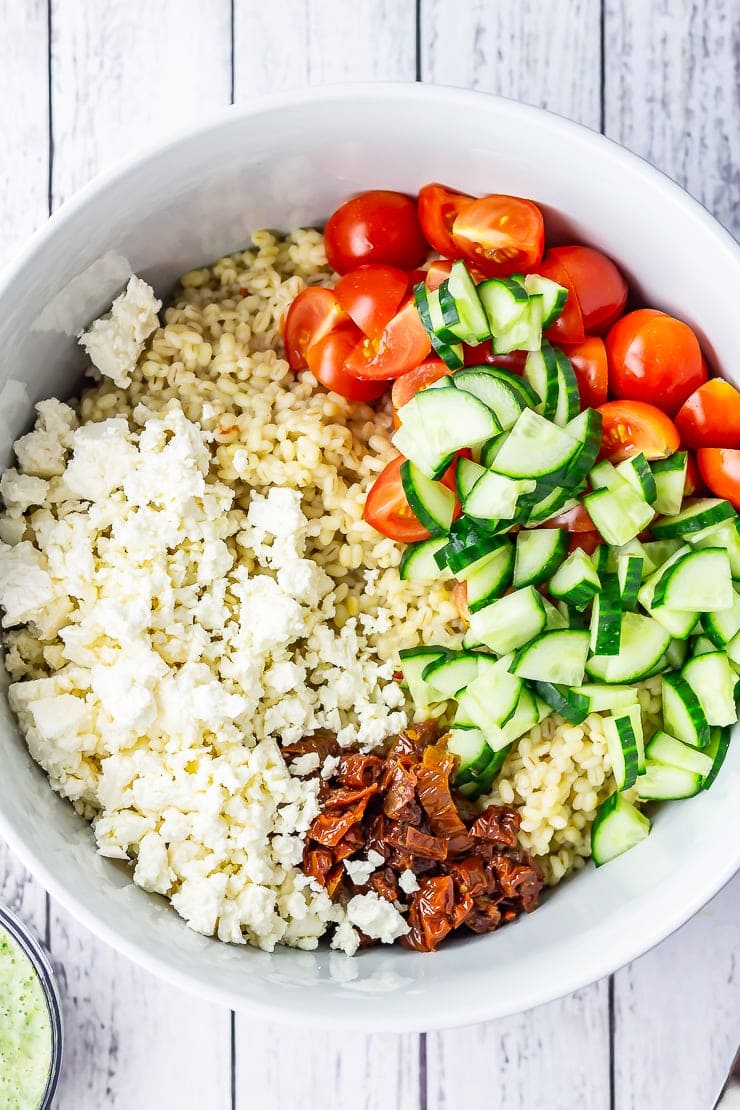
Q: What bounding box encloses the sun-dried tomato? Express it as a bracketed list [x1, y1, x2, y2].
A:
[324, 783, 378, 809]
[282, 731, 340, 764]
[371, 867, 400, 903]
[302, 845, 334, 886]
[333, 824, 367, 862]
[403, 826, 448, 861]
[416, 744, 466, 838]
[469, 805, 521, 847]
[337, 753, 384, 788]
[383, 761, 420, 822]
[450, 892, 474, 929]
[448, 855, 488, 899]
[308, 796, 371, 847]
[403, 875, 456, 951]
[325, 863, 346, 899]
[465, 898, 503, 934]
[492, 856, 543, 911]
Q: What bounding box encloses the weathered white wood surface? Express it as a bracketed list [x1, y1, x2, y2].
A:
[0, 2, 738, 1108]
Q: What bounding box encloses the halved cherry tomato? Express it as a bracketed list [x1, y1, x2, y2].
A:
[674, 378, 740, 449]
[536, 254, 585, 345]
[696, 448, 740, 509]
[347, 298, 431, 380]
[305, 327, 390, 402]
[560, 337, 608, 409]
[424, 258, 454, 291]
[324, 190, 428, 274]
[391, 359, 449, 412]
[606, 309, 706, 415]
[462, 343, 527, 373]
[568, 531, 602, 556]
[548, 246, 628, 335]
[452, 195, 545, 276]
[334, 265, 409, 341]
[364, 455, 460, 542]
[685, 452, 702, 496]
[418, 183, 474, 257]
[542, 503, 595, 532]
[597, 400, 680, 462]
[284, 287, 347, 370]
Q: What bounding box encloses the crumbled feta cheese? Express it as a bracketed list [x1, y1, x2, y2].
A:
[345, 892, 410, 943]
[78, 276, 161, 389]
[398, 869, 420, 894]
[367, 849, 385, 869]
[330, 919, 361, 957]
[0, 541, 55, 627]
[290, 752, 320, 776]
[343, 857, 377, 885]
[321, 754, 340, 780]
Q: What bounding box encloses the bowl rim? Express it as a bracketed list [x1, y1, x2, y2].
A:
[0, 81, 737, 1031]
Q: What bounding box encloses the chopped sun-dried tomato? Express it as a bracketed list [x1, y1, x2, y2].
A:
[416, 744, 467, 839]
[282, 731, 340, 764]
[403, 874, 456, 951]
[491, 855, 543, 911]
[383, 760, 420, 822]
[337, 753, 384, 788]
[324, 783, 378, 809]
[371, 867, 400, 903]
[403, 826, 448, 861]
[465, 899, 503, 934]
[469, 805, 521, 847]
[302, 845, 334, 886]
[448, 855, 488, 899]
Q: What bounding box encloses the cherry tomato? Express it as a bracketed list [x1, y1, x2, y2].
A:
[346, 298, 431, 380]
[597, 400, 680, 462]
[696, 448, 740, 509]
[417, 183, 474, 257]
[548, 246, 628, 335]
[391, 359, 449, 412]
[284, 287, 347, 370]
[684, 452, 703, 496]
[324, 190, 428, 274]
[305, 327, 390, 402]
[605, 308, 707, 415]
[542, 503, 595, 532]
[364, 455, 460, 542]
[452, 195, 545, 277]
[674, 378, 740, 449]
[561, 337, 609, 409]
[424, 258, 454, 291]
[462, 342, 528, 373]
[334, 265, 409, 341]
[536, 254, 585, 345]
[568, 531, 602, 556]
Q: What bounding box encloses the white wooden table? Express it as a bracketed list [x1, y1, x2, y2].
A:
[1, 2, 738, 1107]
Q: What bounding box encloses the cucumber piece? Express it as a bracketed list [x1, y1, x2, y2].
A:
[691, 635, 718, 656]
[616, 453, 657, 503]
[414, 281, 464, 368]
[523, 342, 559, 419]
[687, 517, 740, 578]
[651, 497, 736, 538]
[651, 452, 687, 516]
[466, 586, 546, 654]
[702, 727, 732, 790]
[512, 629, 590, 686]
[616, 553, 643, 610]
[499, 685, 541, 744]
[442, 261, 491, 343]
[572, 683, 640, 713]
[589, 573, 622, 655]
[607, 538, 657, 577]
[586, 612, 671, 683]
[532, 681, 589, 724]
[514, 528, 569, 588]
[641, 539, 683, 569]
[453, 367, 525, 431]
[591, 793, 650, 867]
[523, 272, 568, 327]
[435, 516, 502, 574]
[422, 650, 482, 699]
[604, 711, 641, 790]
[480, 367, 541, 409]
[542, 596, 569, 630]
[651, 547, 734, 612]
[447, 727, 493, 784]
[465, 544, 516, 612]
[455, 457, 488, 502]
[682, 651, 738, 728]
[521, 487, 579, 527]
[645, 730, 714, 777]
[638, 576, 699, 640]
[491, 408, 582, 483]
[463, 469, 536, 528]
[549, 548, 601, 610]
[552, 349, 581, 427]
[591, 544, 610, 578]
[584, 483, 655, 546]
[400, 460, 456, 536]
[492, 294, 544, 354]
[455, 742, 512, 798]
[666, 638, 689, 668]
[399, 537, 452, 582]
[390, 423, 452, 481]
[456, 664, 523, 749]
[703, 591, 740, 648]
[562, 408, 603, 486]
[728, 630, 740, 672]
[394, 385, 499, 477]
[637, 762, 703, 800]
[477, 276, 529, 335]
[398, 647, 446, 710]
[589, 459, 622, 491]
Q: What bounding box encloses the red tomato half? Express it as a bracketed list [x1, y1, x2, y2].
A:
[284, 287, 347, 370]
[324, 191, 428, 274]
[548, 246, 628, 335]
[568, 531, 602, 556]
[462, 343, 528, 373]
[597, 400, 680, 462]
[305, 327, 389, 402]
[684, 452, 702, 496]
[451, 195, 545, 276]
[696, 448, 740, 509]
[364, 455, 460, 542]
[391, 359, 449, 411]
[542, 503, 595, 532]
[606, 309, 706, 415]
[347, 298, 431, 380]
[424, 258, 454, 292]
[334, 265, 409, 341]
[536, 254, 585, 345]
[674, 378, 740, 449]
[417, 183, 474, 257]
[561, 337, 608, 409]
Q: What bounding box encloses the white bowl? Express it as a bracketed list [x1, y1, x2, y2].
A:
[0, 84, 737, 1032]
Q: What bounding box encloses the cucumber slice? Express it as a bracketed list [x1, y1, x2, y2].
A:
[440, 261, 491, 344]
[456, 664, 523, 749]
[414, 282, 464, 369]
[552, 349, 581, 427]
[455, 457, 488, 502]
[477, 276, 529, 335]
[702, 727, 732, 790]
[584, 483, 655, 546]
[604, 711, 641, 790]
[521, 487, 579, 527]
[641, 538, 684, 568]
[637, 762, 703, 800]
[638, 576, 699, 640]
[616, 553, 643, 610]
[463, 469, 535, 528]
[549, 548, 601, 610]
[589, 573, 622, 655]
[691, 635, 718, 656]
[645, 730, 714, 777]
[394, 385, 499, 477]
[447, 727, 493, 784]
[589, 459, 622, 491]
[399, 537, 451, 582]
[651, 497, 736, 538]
[651, 452, 687, 516]
[398, 647, 446, 710]
[423, 650, 482, 699]
[400, 460, 456, 536]
[651, 547, 734, 612]
[687, 517, 740, 578]
[390, 423, 451, 481]
[591, 544, 610, 578]
[542, 597, 569, 630]
[481, 367, 541, 409]
[532, 681, 589, 724]
[435, 516, 502, 574]
[465, 544, 516, 612]
[666, 638, 689, 668]
[562, 408, 603, 487]
[512, 629, 590, 686]
[572, 683, 640, 713]
[499, 685, 541, 744]
[682, 651, 738, 728]
[703, 591, 740, 648]
[616, 453, 657, 503]
[523, 342, 559, 419]
[453, 368, 525, 432]
[607, 538, 657, 577]
[466, 586, 546, 654]
[491, 408, 582, 483]
[586, 612, 671, 683]
[491, 294, 544, 354]
[591, 792, 650, 867]
[523, 273, 568, 327]
[514, 528, 569, 588]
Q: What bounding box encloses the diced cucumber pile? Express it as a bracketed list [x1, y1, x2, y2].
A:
[393, 260, 738, 861]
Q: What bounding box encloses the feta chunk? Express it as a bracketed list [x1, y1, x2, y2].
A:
[79, 276, 161, 389]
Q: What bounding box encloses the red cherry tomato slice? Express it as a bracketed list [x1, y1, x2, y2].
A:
[674, 378, 740, 449]
[452, 195, 545, 277]
[417, 183, 474, 257]
[605, 308, 706, 415]
[346, 298, 431, 380]
[391, 359, 449, 412]
[535, 254, 585, 345]
[696, 448, 740, 509]
[684, 452, 703, 496]
[324, 190, 428, 274]
[284, 287, 347, 370]
[334, 265, 409, 341]
[424, 258, 454, 292]
[597, 400, 680, 462]
[568, 531, 603, 557]
[542, 503, 595, 532]
[548, 246, 628, 335]
[364, 455, 460, 542]
[560, 337, 609, 409]
[462, 342, 528, 373]
[305, 326, 390, 402]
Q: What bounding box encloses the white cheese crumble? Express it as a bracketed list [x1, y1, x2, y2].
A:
[78, 276, 162, 389]
[398, 869, 420, 894]
[345, 892, 410, 944]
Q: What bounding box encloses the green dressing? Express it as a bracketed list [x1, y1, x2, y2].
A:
[0, 927, 52, 1109]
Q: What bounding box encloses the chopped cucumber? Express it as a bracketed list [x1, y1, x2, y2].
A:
[703, 591, 740, 648]
[637, 762, 703, 800]
[589, 574, 622, 655]
[491, 408, 582, 483]
[512, 629, 590, 686]
[463, 469, 535, 529]
[394, 385, 499, 477]
[572, 684, 639, 713]
[400, 460, 456, 536]
[549, 547, 601, 610]
[532, 681, 589, 724]
[514, 528, 569, 588]
[523, 342, 559, 419]
[586, 612, 671, 683]
[687, 517, 740, 578]
[422, 650, 483, 699]
[447, 727, 493, 784]
[702, 727, 732, 790]
[645, 730, 714, 777]
[682, 651, 738, 728]
[584, 483, 655, 546]
[651, 547, 734, 612]
[591, 793, 650, 866]
[466, 586, 546, 655]
[441, 261, 491, 343]
[399, 537, 451, 582]
[398, 647, 446, 710]
[651, 452, 687, 516]
[651, 497, 735, 538]
[616, 452, 657, 503]
[616, 553, 643, 610]
[477, 276, 529, 335]
[465, 544, 516, 612]
[453, 368, 525, 431]
[604, 710, 641, 790]
[523, 272, 568, 327]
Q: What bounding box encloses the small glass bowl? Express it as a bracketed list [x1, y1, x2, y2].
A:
[0, 903, 63, 1110]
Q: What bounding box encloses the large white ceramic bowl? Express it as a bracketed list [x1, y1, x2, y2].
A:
[0, 84, 738, 1032]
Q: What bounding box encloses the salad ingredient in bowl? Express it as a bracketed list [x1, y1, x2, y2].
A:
[0, 179, 737, 960]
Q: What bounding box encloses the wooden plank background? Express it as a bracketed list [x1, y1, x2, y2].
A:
[0, 1, 738, 1106]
